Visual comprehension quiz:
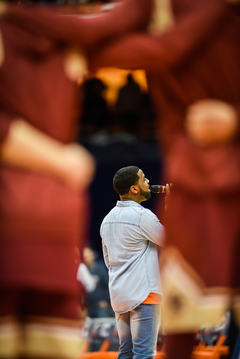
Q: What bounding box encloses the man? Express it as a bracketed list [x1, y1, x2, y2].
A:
[90, 1, 240, 358]
[100, 166, 165, 359]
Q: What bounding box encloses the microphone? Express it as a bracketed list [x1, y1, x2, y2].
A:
[150, 185, 166, 194]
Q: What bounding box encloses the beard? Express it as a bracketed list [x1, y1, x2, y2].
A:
[139, 186, 151, 200]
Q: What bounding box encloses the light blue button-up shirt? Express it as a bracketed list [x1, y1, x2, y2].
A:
[100, 200, 165, 313]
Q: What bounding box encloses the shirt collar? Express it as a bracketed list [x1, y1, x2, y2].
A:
[116, 200, 142, 208]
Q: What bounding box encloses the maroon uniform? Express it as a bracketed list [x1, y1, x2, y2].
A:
[0, 1, 153, 358]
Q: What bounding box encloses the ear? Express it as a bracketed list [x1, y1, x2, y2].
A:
[130, 185, 139, 194]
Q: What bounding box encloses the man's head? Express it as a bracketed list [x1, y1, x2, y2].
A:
[113, 166, 151, 203]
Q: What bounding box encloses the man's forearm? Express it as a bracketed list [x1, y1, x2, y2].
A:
[5, 0, 154, 49]
[90, 0, 225, 73]
[1, 119, 95, 191]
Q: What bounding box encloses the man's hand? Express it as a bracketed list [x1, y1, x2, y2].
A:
[185, 99, 238, 146]
[165, 183, 171, 208]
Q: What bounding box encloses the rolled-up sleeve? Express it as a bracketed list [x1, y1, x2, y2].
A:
[140, 208, 165, 247]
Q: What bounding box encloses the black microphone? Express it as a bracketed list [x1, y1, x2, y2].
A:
[150, 185, 166, 194]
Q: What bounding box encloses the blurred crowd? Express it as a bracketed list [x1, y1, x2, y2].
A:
[79, 74, 157, 144]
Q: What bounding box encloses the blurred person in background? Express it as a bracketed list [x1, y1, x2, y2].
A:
[115, 73, 145, 136]
[76, 246, 97, 322]
[0, 0, 153, 358]
[90, 0, 240, 358]
[83, 246, 114, 318]
[80, 77, 110, 137]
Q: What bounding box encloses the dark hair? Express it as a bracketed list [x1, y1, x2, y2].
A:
[113, 166, 140, 195]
